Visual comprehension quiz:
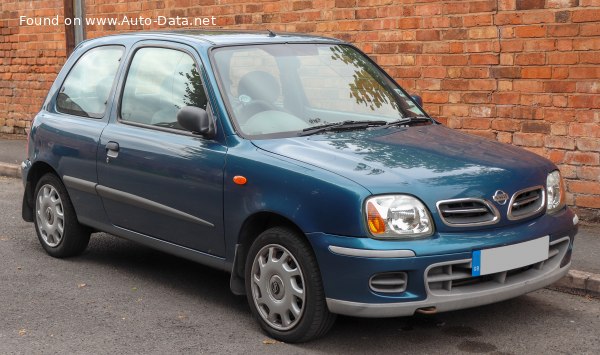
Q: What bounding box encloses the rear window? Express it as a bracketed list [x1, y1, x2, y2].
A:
[56, 46, 124, 118]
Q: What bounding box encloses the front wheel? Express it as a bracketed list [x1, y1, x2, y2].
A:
[33, 173, 91, 258]
[245, 227, 336, 343]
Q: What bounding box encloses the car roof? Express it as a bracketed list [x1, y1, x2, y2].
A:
[92, 30, 344, 46]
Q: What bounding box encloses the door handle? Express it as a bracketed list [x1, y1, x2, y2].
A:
[106, 141, 120, 161]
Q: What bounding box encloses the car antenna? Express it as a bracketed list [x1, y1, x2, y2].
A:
[267, 29, 276, 37]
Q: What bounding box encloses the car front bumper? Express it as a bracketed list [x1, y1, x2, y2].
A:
[306, 208, 577, 318]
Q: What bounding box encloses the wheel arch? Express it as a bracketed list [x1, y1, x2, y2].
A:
[22, 161, 60, 222]
[229, 211, 309, 295]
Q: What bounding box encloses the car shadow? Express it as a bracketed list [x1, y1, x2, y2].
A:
[67, 232, 249, 314]
[58, 232, 563, 353]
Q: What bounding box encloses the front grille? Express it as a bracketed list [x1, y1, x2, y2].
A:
[436, 198, 500, 227]
[426, 237, 569, 295]
[369, 272, 407, 293]
[508, 186, 545, 220]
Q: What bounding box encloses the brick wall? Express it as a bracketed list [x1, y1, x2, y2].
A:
[0, 0, 67, 135]
[1, 0, 599, 220]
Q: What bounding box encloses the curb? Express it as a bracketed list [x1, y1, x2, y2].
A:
[549, 269, 600, 296]
[0, 162, 21, 179]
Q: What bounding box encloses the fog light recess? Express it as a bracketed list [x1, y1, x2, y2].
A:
[369, 272, 408, 293]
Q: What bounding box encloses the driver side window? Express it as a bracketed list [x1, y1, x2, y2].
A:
[120, 47, 207, 130]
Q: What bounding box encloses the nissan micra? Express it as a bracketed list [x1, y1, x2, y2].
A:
[22, 30, 578, 342]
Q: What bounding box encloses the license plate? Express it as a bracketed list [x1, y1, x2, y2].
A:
[472, 236, 549, 276]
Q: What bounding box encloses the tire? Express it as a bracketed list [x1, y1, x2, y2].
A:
[33, 173, 91, 258]
[244, 227, 336, 343]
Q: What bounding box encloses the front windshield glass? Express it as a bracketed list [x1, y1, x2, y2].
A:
[212, 43, 428, 138]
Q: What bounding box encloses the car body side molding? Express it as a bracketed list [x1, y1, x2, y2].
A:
[63, 175, 215, 228]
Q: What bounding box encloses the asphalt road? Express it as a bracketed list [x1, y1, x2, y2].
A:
[1, 176, 599, 354]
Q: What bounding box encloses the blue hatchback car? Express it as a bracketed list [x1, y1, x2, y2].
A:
[22, 30, 578, 342]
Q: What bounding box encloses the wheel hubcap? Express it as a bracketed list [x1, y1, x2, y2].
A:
[251, 244, 305, 331]
[35, 184, 65, 247]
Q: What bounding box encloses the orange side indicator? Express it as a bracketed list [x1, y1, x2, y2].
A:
[233, 175, 247, 185]
[367, 202, 386, 234]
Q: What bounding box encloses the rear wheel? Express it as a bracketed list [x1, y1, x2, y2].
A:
[245, 227, 336, 342]
[33, 173, 90, 257]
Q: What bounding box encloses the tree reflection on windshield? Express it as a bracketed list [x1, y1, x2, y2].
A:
[329, 45, 400, 112]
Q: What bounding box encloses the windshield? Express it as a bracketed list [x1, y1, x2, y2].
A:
[212, 43, 428, 138]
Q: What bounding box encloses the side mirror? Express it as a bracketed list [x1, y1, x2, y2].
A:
[411, 95, 423, 107]
[177, 106, 215, 138]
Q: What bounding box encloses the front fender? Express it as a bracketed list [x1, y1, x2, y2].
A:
[223, 140, 370, 260]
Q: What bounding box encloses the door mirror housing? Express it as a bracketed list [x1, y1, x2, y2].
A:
[411, 95, 423, 108]
[177, 106, 215, 138]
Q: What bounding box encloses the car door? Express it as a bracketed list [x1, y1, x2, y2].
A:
[96, 42, 227, 256]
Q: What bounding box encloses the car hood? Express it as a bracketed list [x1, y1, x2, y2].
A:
[252, 125, 555, 229]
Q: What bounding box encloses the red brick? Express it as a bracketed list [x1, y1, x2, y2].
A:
[522, 121, 550, 134]
[570, 181, 600, 194]
[547, 24, 580, 37]
[416, 30, 440, 41]
[470, 54, 499, 65]
[463, 118, 492, 129]
[545, 136, 576, 150]
[493, 92, 521, 104]
[514, 53, 545, 65]
[463, 14, 494, 27]
[580, 23, 600, 36]
[565, 151, 600, 165]
[513, 132, 545, 147]
[463, 93, 491, 104]
[544, 81, 576, 93]
[576, 82, 600, 94]
[547, 0, 579, 8]
[522, 67, 552, 79]
[572, 9, 600, 22]
[513, 80, 543, 92]
[442, 55, 469, 66]
[415, 3, 442, 16]
[422, 91, 449, 104]
[490, 67, 521, 79]
[569, 95, 600, 108]
[516, 0, 545, 10]
[548, 150, 566, 164]
[577, 138, 600, 152]
[547, 52, 578, 65]
[468, 27, 498, 39]
[522, 12, 556, 24]
[577, 166, 600, 180]
[570, 123, 600, 137]
[576, 196, 600, 209]
[580, 52, 600, 64]
[443, 2, 469, 14]
[335, 0, 356, 7]
[492, 119, 521, 131]
[442, 105, 470, 117]
[469, 79, 497, 91]
[573, 38, 600, 50]
[514, 25, 546, 38]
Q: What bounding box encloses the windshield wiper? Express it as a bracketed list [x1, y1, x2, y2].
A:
[299, 120, 387, 136]
[381, 116, 432, 128]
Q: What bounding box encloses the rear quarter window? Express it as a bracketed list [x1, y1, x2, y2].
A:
[56, 46, 124, 118]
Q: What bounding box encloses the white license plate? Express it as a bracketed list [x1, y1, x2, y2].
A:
[472, 236, 549, 276]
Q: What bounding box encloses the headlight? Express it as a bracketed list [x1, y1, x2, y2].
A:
[365, 195, 434, 238]
[546, 170, 566, 214]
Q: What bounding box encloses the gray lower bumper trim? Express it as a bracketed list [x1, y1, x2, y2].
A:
[327, 262, 570, 318]
[328, 245, 415, 258]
